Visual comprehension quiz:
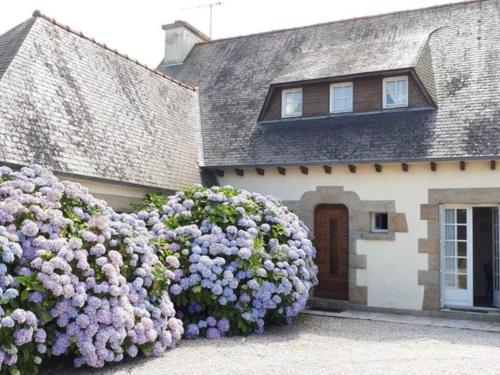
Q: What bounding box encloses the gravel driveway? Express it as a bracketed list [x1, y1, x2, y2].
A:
[41, 314, 500, 375]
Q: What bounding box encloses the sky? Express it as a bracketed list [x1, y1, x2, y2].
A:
[0, 0, 464, 67]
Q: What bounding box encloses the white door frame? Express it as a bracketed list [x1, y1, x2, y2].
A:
[439, 205, 474, 308]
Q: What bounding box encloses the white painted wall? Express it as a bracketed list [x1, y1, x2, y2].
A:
[56, 175, 154, 211]
[217, 160, 500, 310]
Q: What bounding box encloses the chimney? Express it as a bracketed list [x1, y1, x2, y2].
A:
[161, 20, 209, 66]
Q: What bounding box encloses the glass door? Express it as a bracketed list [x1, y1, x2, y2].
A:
[440, 206, 473, 307]
[493, 207, 500, 308]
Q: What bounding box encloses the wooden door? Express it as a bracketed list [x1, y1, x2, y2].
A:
[314, 204, 349, 300]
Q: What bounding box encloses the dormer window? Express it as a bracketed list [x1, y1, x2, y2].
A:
[383, 76, 408, 108]
[281, 88, 302, 118]
[330, 82, 353, 113]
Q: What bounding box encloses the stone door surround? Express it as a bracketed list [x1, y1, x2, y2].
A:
[288, 186, 407, 305]
[419, 188, 500, 310]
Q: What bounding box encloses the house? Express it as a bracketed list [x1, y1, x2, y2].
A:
[0, 0, 500, 315]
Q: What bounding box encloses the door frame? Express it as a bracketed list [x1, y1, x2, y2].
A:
[439, 203, 500, 309]
[439, 204, 474, 308]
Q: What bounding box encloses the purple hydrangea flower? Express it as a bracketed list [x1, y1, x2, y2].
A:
[185, 323, 200, 339]
[143, 185, 318, 340]
[206, 328, 221, 339]
[217, 318, 230, 333]
[0, 165, 185, 371]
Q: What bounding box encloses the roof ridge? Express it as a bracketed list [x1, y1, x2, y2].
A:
[31, 10, 196, 91]
[200, 0, 485, 45]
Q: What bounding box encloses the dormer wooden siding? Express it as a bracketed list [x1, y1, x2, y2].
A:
[262, 73, 431, 122]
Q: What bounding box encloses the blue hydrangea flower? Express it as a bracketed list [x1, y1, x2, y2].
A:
[143, 185, 318, 339]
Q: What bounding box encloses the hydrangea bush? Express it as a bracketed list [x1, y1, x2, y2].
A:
[0, 166, 182, 374]
[139, 186, 318, 339]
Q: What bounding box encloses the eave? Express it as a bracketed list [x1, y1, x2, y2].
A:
[201, 155, 500, 171]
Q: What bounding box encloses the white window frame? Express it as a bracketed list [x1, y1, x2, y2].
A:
[371, 212, 389, 233]
[329, 82, 353, 114]
[281, 88, 303, 118]
[383, 75, 408, 109]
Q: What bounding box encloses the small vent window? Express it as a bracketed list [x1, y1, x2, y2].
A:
[372, 212, 389, 233]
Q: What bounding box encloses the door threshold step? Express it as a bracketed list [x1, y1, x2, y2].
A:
[306, 305, 346, 314]
[447, 307, 490, 314]
[307, 297, 500, 323]
[302, 308, 500, 333]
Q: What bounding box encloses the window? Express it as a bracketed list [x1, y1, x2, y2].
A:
[330, 82, 353, 113]
[281, 88, 302, 118]
[383, 76, 408, 108]
[371, 212, 389, 233]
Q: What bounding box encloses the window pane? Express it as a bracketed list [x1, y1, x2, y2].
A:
[290, 92, 301, 105]
[399, 81, 407, 103]
[284, 91, 302, 116]
[457, 258, 467, 272]
[457, 241, 467, 256]
[344, 86, 353, 98]
[342, 98, 352, 111]
[445, 241, 455, 256]
[445, 209, 455, 224]
[458, 275, 467, 289]
[332, 85, 352, 112]
[373, 213, 388, 230]
[457, 209, 467, 224]
[445, 257, 455, 271]
[445, 225, 455, 240]
[457, 225, 467, 240]
[385, 79, 407, 106]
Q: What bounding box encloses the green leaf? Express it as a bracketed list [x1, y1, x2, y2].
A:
[192, 285, 201, 294]
[20, 290, 29, 302]
[39, 310, 50, 322]
[16, 276, 33, 287]
[140, 342, 155, 358]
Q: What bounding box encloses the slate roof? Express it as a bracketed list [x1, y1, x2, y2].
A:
[0, 12, 203, 190]
[270, 32, 431, 85]
[161, 0, 500, 168]
[0, 18, 35, 79]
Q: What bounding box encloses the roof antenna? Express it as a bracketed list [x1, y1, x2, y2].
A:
[181, 1, 222, 39]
